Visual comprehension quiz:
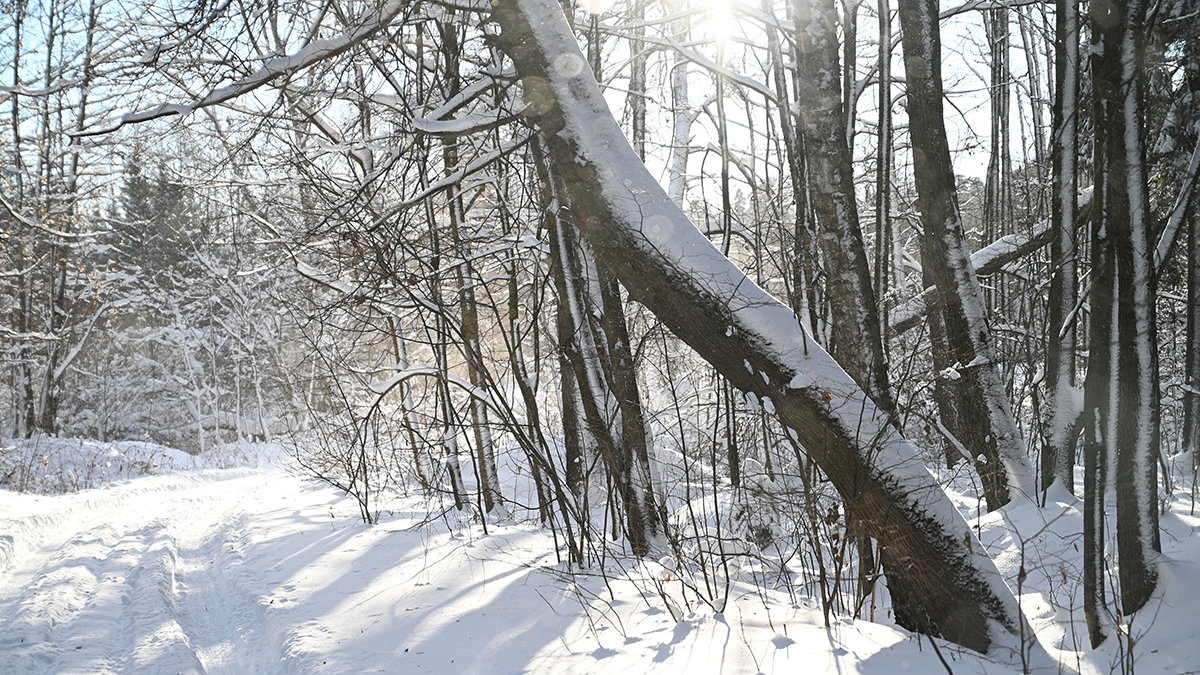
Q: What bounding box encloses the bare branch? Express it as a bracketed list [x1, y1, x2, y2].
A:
[73, 0, 409, 137]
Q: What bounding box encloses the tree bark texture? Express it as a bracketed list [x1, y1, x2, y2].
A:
[875, 0, 894, 350]
[546, 159, 656, 556]
[793, 0, 895, 417]
[983, 6, 1012, 293]
[1185, 212, 1200, 466]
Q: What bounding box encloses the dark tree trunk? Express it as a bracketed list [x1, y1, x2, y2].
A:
[598, 267, 661, 539]
[765, 4, 817, 329]
[923, 277, 966, 469]
[793, 0, 895, 416]
[896, 0, 1034, 511]
[983, 6, 1012, 293]
[1042, 0, 1080, 495]
[1185, 213, 1200, 465]
[1088, 0, 1160, 631]
[875, 0, 894, 351]
[546, 158, 655, 556]
[1082, 176, 1114, 646]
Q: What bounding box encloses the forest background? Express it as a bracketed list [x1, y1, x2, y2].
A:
[3, 0, 1200, 669]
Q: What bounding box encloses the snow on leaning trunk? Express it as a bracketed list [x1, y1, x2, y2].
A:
[491, 0, 1050, 662]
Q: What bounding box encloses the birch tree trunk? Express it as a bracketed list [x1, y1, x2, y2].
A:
[492, 0, 1043, 658]
[896, 0, 1034, 510]
[666, 1, 691, 206]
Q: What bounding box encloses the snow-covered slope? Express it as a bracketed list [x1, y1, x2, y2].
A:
[1, 458, 1198, 674]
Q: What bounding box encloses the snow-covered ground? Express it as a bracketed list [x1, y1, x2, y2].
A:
[2, 444, 1199, 675]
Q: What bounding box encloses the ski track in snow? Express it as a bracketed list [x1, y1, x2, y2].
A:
[0, 470, 285, 675]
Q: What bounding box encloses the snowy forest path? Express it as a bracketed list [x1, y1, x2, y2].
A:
[0, 469, 289, 675]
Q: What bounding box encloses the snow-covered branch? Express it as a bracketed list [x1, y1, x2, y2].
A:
[1154, 137, 1200, 269]
[889, 218, 1054, 335]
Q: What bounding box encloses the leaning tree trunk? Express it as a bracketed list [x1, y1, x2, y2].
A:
[492, 0, 1046, 660]
[896, 0, 1034, 511]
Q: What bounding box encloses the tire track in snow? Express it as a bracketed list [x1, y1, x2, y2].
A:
[171, 513, 287, 675]
[0, 524, 124, 675]
[0, 469, 264, 586]
[0, 470, 289, 675]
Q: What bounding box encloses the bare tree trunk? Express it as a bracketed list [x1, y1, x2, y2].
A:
[437, 21, 501, 515]
[598, 267, 661, 539]
[5, 0, 36, 438]
[627, 0, 646, 162]
[451, 206, 501, 513]
[897, 0, 1034, 510]
[38, 29, 102, 430]
[562, 223, 654, 555]
[434, 315, 468, 510]
[875, 0, 894, 350]
[32, 0, 70, 436]
[924, 275, 967, 468]
[1185, 212, 1200, 466]
[1042, 0, 1080, 495]
[983, 6, 1012, 279]
[388, 317, 429, 489]
[666, 3, 691, 205]
[1082, 181, 1114, 647]
[1089, 0, 1160, 618]
[493, 0, 1043, 657]
[793, 0, 894, 416]
[762, 0, 814, 326]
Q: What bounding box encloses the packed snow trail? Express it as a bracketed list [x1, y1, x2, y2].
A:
[5, 462, 1199, 675]
[0, 466, 977, 675]
[0, 469, 287, 675]
[0, 467, 600, 675]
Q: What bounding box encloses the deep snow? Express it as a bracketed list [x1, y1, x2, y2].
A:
[2, 444, 1199, 675]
